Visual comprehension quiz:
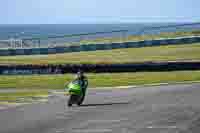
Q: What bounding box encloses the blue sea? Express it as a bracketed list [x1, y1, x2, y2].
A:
[0, 23, 200, 40]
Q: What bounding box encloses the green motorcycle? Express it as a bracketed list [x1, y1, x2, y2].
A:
[65, 80, 87, 107]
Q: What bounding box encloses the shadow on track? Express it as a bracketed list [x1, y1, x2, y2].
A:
[80, 102, 131, 107]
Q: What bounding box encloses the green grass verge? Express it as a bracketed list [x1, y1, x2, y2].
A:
[0, 91, 48, 101]
[0, 71, 200, 90]
[0, 43, 200, 65]
[80, 30, 200, 45]
[34, 30, 200, 47]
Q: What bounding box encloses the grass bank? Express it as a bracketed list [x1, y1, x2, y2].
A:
[80, 30, 200, 45]
[0, 71, 200, 90]
[0, 43, 200, 65]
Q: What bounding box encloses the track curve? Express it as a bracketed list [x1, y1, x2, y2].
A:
[1, 83, 200, 133]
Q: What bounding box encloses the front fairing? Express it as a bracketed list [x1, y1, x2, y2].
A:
[67, 81, 82, 95]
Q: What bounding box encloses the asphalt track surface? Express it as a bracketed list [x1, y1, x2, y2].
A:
[1, 83, 200, 133]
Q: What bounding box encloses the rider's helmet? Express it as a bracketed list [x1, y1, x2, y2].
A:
[76, 70, 84, 79]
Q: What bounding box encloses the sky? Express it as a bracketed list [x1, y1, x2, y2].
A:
[0, 0, 199, 24]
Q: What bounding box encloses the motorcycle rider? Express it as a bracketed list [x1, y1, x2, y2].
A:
[75, 70, 88, 94]
[65, 70, 88, 106]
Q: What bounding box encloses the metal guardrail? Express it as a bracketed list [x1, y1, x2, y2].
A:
[0, 36, 200, 56]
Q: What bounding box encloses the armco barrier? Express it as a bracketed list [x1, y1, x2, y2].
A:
[0, 36, 200, 56]
[31, 48, 41, 55]
[55, 47, 65, 53]
[0, 49, 10, 56]
[0, 61, 200, 75]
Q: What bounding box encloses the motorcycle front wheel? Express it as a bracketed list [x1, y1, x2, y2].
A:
[68, 95, 77, 107]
